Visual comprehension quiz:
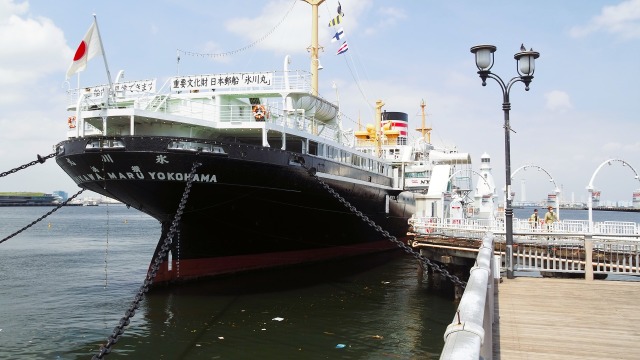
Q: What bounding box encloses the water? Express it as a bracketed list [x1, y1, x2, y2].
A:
[0, 205, 455, 359]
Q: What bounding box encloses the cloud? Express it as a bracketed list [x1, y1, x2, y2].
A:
[0, 0, 28, 20]
[225, 0, 317, 54]
[602, 142, 623, 152]
[570, 0, 640, 39]
[0, 1, 69, 93]
[362, 5, 405, 36]
[544, 90, 572, 112]
[377, 6, 407, 26]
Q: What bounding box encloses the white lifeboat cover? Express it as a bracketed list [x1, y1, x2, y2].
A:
[429, 151, 471, 164]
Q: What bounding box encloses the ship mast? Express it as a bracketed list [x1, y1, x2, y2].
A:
[375, 99, 385, 157]
[416, 99, 432, 143]
[303, 0, 325, 96]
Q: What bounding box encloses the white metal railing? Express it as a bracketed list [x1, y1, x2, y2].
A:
[516, 236, 640, 276]
[440, 234, 496, 360]
[409, 217, 640, 237]
[410, 216, 640, 278]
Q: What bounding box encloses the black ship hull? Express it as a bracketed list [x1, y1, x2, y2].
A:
[56, 136, 416, 285]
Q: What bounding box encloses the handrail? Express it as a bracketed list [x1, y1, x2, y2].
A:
[440, 233, 496, 360]
[409, 216, 640, 238]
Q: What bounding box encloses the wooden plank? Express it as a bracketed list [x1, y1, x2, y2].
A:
[494, 277, 640, 360]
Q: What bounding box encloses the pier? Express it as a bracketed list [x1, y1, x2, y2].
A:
[408, 219, 640, 359]
[495, 277, 640, 359]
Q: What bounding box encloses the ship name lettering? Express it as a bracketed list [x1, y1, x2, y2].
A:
[75, 171, 217, 183]
[105, 172, 136, 180]
[147, 172, 217, 183]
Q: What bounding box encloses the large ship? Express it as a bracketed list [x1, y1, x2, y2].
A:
[55, 2, 472, 285]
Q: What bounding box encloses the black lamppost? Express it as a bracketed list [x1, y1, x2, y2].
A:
[470, 44, 540, 279]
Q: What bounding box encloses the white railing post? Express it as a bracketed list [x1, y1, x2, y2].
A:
[584, 234, 593, 281]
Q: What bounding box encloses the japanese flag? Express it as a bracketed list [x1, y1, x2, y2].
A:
[66, 22, 103, 79]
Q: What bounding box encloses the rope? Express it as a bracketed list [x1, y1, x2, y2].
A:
[0, 152, 56, 178]
[177, 0, 298, 59]
[294, 156, 467, 289]
[92, 161, 201, 359]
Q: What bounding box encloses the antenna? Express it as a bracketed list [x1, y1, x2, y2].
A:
[416, 99, 433, 143]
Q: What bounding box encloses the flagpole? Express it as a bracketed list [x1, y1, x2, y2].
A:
[303, 0, 324, 96]
[92, 14, 114, 105]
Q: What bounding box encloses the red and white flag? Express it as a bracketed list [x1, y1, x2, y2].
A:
[66, 21, 103, 79]
[336, 41, 348, 55]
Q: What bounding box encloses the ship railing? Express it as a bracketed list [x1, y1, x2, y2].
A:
[355, 138, 407, 147]
[66, 71, 313, 106]
[73, 91, 344, 145]
[157, 100, 343, 145]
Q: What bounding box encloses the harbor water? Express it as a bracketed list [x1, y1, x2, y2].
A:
[0, 205, 456, 359]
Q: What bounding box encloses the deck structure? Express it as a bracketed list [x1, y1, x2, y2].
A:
[494, 277, 640, 359]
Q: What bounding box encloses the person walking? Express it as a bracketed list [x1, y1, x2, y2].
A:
[544, 206, 558, 251]
[544, 206, 557, 228]
[529, 209, 539, 229]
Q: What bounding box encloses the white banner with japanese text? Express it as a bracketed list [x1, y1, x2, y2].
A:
[171, 72, 273, 91]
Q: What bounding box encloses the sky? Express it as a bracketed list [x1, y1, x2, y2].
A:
[1, 0, 639, 205]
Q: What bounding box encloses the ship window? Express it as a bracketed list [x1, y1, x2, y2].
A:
[167, 141, 226, 154]
[85, 139, 125, 150]
[406, 171, 428, 178]
[309, 141, 318, 156]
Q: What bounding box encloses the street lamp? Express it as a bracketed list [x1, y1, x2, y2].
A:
[470, 44, 540, 279]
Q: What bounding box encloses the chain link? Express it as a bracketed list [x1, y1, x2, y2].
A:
[92, 161, 201, 359]
[0, 152, 56, 178]
[297, 159, 467, 289]
[0, 189, 85, 245]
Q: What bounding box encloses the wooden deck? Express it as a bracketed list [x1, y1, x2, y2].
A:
[494, 277, 640, 359]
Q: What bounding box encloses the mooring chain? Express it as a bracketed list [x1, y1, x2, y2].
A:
[93, 161, 201, 360]
[0, 152, 56, 178]
[0, 189, 86, 245]
[297, 160, 467, 289]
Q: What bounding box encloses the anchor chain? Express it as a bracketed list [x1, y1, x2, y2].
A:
[92, 161, 201, 359]
[297, 159, 467, 289]
[0, 152, 56, 178]
[0, 189, 85, 245]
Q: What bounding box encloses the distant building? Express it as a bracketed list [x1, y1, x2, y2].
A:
[52, 191, 68, 202]
[0, 192, 58, 206]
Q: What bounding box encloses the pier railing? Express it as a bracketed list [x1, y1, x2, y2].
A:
[410, 217, 640, 279]
[440, 234, 497, 360]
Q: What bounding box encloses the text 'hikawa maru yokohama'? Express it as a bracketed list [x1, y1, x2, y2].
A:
[72, 171, 217, 184]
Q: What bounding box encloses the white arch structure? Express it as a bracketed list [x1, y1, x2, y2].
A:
[511, 164, 561, 218]
[444, 169, 493, 219]
[447, 168, 492, 189]
[586, 159, 640, 232]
